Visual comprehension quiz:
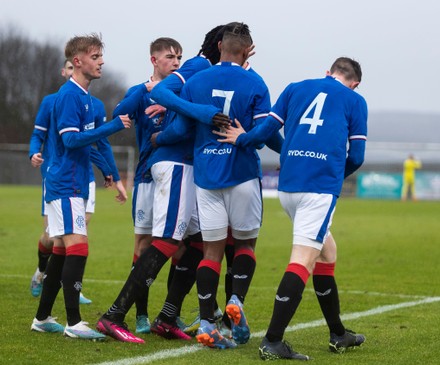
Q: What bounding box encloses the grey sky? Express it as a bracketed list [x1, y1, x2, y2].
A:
[2, 0, 440, 114]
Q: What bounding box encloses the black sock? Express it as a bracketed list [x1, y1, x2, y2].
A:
[266, 272, 305, 343]
[224, 244, 234, 302]
[62, 255, 87, 326]
[231, 250, 256, 303]
[160, 244, 203, 322]
[106, 244, 169, 322]
[38, 249, 51, 273]
[313, 274, 345, 335]
[167, 261, 177, 291]
[36, 252, 65, 320]
[132, 261, 149, 318]
[197, 260, 220, 322]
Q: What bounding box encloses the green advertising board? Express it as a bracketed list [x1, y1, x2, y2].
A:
[357, 172, 440, 200]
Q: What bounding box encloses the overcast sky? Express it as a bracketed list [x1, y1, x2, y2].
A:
[2, 0, 440, 115]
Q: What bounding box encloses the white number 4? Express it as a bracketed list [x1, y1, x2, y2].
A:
[299, 92, 327, 134]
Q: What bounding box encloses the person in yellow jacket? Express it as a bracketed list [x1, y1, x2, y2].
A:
[402, 154, 422, 201]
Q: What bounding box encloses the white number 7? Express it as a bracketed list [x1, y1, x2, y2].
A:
[299, 92, 327, 134]
[212, 89, 235, 116]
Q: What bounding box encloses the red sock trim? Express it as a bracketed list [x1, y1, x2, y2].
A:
[313, 262, 335, 276]
[234, 248, 256, 261]
[52, 246, 66, 256]
[66, 243, 88, 257]
[198, 259, 221, 275]
[286, 263, 310, 285]
[133, 254, 139, 264]
[189, 242, 204, 252]
[38, 241, 52, 254]
[152, 239, 179, 258]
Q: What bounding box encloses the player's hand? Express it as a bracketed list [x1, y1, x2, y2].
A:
[145, 104, 166, 119]
[31, 153, 44, 167]
[114, 180, 127, 204]
[150, 131, 161, 148]
[104, 175, 113, 188]
[119, 114, 132, 128]
[212, 113, 231, 129]
[212, 118, 246, 145]
[242, 44, 256, 69]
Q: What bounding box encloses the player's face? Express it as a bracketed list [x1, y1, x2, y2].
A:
[75, 47, 104, 80]
[61, 61, 74, 80]
[151, 47, 182, 80]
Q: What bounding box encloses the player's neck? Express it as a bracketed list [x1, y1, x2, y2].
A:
[71, 73, 92, 92]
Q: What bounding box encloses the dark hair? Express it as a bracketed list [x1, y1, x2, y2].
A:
[150, 37, 182, 56]
[330, 57, 362, 82]
[197, 25, 225, 64]
[221, 22, 252, 54]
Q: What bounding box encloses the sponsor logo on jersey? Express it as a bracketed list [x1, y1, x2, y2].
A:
[287, 150, 327, 160]
[203, 147, 232, 155]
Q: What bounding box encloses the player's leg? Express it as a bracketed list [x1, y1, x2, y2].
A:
[223, 179, 261, 344]
[31, 236, 65, 333]
[77, 181, 96, 305]
[98, 162, 190, 342]
[259, 192, 330, 360]
[149, 162, 196, 340]
[194, 187, 236, 349]
[60, 197, 104, 340]
[31, 184, 53, 297]
[132, 182, 154, 333]
[314, 233, 365, 353]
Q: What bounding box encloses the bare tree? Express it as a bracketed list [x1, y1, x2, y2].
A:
[0, 26, 132, 145]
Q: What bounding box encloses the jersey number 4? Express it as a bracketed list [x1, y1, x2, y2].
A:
[299, 92, 327, 134]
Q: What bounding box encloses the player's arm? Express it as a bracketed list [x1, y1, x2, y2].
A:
[29, 96, 52, 165]
[152, 114, 194, 147]
[149, 73, 221, 125]
[90, 146, 112, 178]
[345, 95, 368, 178]
[344, 139, 365, 178]
[112, 86, 144, 119]
[61, 115, 131, 149]
[214, 114, 281, 147]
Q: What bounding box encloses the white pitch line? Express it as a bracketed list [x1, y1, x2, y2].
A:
[90, 296, 440, 365]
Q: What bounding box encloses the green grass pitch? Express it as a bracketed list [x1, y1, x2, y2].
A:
[0, 185, 439, 364]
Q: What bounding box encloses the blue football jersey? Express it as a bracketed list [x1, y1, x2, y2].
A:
[113, 81, 162, 184]
[147, 55, 212, 169]
[272, 76, 368, 195]
[181, 62, 271, 189]
[29, 93, 58, 178]
[45, 79, 124, 202]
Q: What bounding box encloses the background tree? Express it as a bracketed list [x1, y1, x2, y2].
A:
[0, 26, 132, 146]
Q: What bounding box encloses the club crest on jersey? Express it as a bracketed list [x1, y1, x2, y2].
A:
[84, 122, 95, 131]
